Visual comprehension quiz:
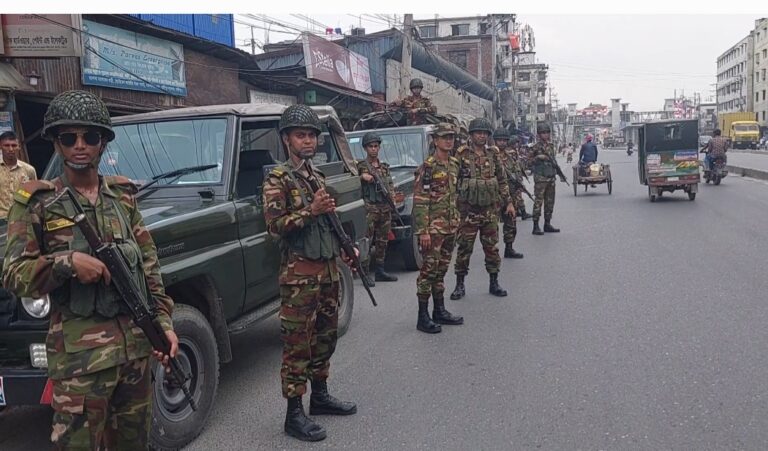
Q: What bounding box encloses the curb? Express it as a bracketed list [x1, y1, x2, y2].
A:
[726, 165, 768, 181]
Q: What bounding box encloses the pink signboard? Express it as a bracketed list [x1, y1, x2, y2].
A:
[302, 33, 371, 94]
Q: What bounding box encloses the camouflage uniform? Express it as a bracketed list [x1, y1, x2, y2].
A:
[357, 158, 395, 267]
[392, 95, 437, 126]
[2, 173, 173, 450]
[530, 141, 557, 222]
[452, 144, 512, 276]
[0, 159, 37, 219]
[413, 156, 460, 301]
[263, 158, 341, 399]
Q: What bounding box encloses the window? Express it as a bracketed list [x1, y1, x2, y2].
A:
[763, 69, 767, 81]
[479, 23, 489, 34]
[500, 22, 509, 33]
[538, 71, 546, 81]
[419, 25, 436, 38]
[448, 50, 468, 70]
[764, 49, 767, 59]
[348, 131, 424, 168]
[537, 104, 546, 113]
[518, 71, 530, 81]
[451, 23, 469, 36]
[663, 125, 682, 140]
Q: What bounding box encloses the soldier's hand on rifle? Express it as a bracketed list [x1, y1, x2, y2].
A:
[361, 173, 374, 183]
[505, 202, 516, 217]
[152, 329, 179, 372]
[72, 251, 112, 285]
[341, 247, 359, 270]
[310, 188, 336, 216]
[419, 234, 431, 251]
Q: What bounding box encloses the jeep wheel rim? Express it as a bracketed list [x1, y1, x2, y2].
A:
[154, 337, 203, 421]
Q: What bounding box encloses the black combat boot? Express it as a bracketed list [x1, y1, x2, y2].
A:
[417, 301, 442, 333]
[532, 220, 544, 235]
[489, 273, 508, 297]
[285, 396, 326, 441]
[544, 220, 560, 233]
[374, 264, 398, 282]
[432, 296, 464, 325]
[504, 246, 524, 259]
[450, 275, 466, 300]
[309, 380, 357, 416]
[518, 208, 533, 220]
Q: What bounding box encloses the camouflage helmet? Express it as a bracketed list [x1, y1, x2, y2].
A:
[468, 117, 493, 134]
[409, 78, 424, 89]
[537, 122, 552, 133]
[362, 131, 382, 147]
[42, 90, 114, 142]
[431, 122, 456, 137]
[493, 127, 510, 140]
[279, 104, 322, 134]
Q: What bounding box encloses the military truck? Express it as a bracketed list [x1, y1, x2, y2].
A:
[0, 104, 369, 450]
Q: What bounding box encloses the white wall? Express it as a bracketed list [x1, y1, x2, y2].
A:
[753, 18, 768, 125]
[385, 60, 493, 119]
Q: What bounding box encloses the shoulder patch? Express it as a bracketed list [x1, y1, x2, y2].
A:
[269, 166, 287, 177]
[105, 175, 138, 194]
[14, 180, 55, 205]
[425, 156, 435, 165]
[449, 156, 459, 165]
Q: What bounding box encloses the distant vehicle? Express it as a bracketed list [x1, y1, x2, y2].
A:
[718, 112, 760, 149]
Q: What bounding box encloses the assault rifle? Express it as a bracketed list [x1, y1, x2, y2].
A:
[366, 163, 405, 227]
[544, 152, 570, 186]
[508, 174, 534, 201]
[303, 162, 378, 307]
[46, 188, 197, 411]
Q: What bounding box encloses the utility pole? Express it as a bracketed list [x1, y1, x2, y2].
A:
[400, 14, 413, 99]
[490, 14, 497, 124]
[250, 26, 256, 55]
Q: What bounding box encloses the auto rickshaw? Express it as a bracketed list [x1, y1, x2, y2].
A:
[637, 119, 700, 202]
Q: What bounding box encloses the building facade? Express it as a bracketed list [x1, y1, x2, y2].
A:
[717, 33, 754, 115]
[753, 18, 768, 126]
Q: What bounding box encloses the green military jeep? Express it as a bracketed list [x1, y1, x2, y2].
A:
[0, 103, 369, 450]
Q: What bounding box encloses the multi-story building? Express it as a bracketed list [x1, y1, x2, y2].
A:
[505, 51, 548, 132]
[717, 33, 754, 114]
[697, 102, 718, 135]
[753, 18, 768, 126]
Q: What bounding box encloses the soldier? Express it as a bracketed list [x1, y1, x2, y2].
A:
[262, 105, 356, 442]
[530, 122, 567, 235]
[508, 135, 533, 220]
[493, 127, 524, 259]
[356, 132, 398, 285]
[0, 131, 37, 220]
[412, 123, 464, 334]
[2, 90, 177, 449]
[450, 118, 515, 300]
[390, 78, 437, 125]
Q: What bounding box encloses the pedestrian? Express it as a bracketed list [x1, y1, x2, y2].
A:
[493, 127, 525, 259]
[389, 78, 437, 126]
[450, 118, 515, 300]
[357, 131, 398, 285]
[262, 104, 357, 442]
[2, 90, 178, 450]
[530, 122, 567, 235]
[412, 123, 464, 333]
[0, 131, 37, 220]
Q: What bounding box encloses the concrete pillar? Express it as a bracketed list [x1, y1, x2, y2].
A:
[611, 98, 621, 132]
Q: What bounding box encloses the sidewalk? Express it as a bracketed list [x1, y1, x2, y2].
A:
[725, 151, 768, 181]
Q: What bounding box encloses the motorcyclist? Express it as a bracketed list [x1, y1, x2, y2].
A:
[700, 128, 729, 170]
[627, 140, 634, 155]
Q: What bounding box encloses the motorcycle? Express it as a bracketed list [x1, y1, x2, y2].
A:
[627, 145, 634, 156]
[703, 155, 728, 185]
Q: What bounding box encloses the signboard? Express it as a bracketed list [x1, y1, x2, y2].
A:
[1, 14, 81, 57]
[248, 89, 296, 106]
[302, 33, 372, 94]
[81, 20, 187, 97]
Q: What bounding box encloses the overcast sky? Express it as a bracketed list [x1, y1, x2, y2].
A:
[234, 14, 761, 111]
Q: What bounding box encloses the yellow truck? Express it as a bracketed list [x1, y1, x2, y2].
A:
[718, 112, 760, 149]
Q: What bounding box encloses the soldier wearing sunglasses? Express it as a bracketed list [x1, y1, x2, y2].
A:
[2, 90, 178, 449]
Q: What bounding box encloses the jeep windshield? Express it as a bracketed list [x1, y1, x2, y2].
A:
[348, 131, 423, 168]
[44, 118, 227, 186]
[734, 124, 759, 132]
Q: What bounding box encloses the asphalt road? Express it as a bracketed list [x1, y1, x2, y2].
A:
[4, 149, 768, 449]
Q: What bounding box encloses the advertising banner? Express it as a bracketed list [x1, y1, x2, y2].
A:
[81, 19, 187, 97]
[302, 33, 371, 94]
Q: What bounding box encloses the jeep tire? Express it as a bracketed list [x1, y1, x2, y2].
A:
[337, 260, 355, 337]
[150, 304, 219, 451]
[401, 233, 423, 271]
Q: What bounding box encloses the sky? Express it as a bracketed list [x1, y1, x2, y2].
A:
[233, 14, 760, 112]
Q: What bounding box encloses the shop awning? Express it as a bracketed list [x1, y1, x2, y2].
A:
[0, 63, 32, 91]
